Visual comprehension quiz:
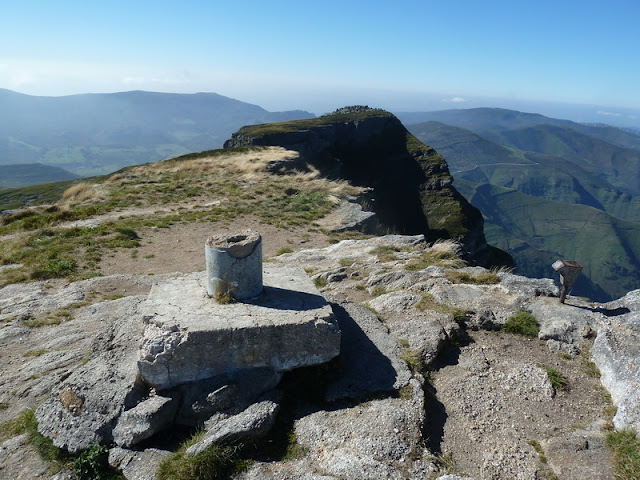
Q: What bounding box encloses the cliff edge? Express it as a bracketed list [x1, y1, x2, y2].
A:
[224, 106, 510, 266]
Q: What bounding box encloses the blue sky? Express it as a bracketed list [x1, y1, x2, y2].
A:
[1, 0, 638, 118]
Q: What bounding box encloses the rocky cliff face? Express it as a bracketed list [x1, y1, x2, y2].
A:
[224, 106, 509, 266]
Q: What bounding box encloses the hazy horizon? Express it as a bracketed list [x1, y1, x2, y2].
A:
[4, 85, 640, 130]
[2, 1, 638, 126]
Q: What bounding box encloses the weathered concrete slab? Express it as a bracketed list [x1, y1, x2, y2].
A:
[138, 265, 340, 390]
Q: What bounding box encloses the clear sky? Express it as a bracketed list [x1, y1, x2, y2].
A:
[1, 0, 639, 117]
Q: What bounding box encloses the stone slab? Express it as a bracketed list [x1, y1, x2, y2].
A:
[138, 264, 340, 390]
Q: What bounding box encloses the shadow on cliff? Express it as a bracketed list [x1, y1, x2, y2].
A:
[324, 300, 401, 402]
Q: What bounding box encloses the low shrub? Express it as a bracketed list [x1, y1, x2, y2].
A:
[540, 365, 569, 390]
[502, 311, 539, 337]
[74, 443, 122, 480]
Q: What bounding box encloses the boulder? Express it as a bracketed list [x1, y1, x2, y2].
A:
[186, 392, 281, 455]
[325, 200, 379, 233]
[529, 296, 600, 345]
[108, 447, 171, 480]
[174, 367, 282, 426]
[112, 394, 178, 448]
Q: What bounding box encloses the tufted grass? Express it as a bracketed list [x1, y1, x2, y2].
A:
[157, 431, 249, 480]
[607, 429, 640, 480]
[445, 270, 501, 285]
[1, 147, 361, 287]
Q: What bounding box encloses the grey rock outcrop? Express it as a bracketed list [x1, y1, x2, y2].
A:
[324, 295, 412, 402]
[224, 108, 499, 262]
[294, 378, 431, 479]
[108, 447, 171, 480]
[174, 366, 281, 426]
[35, 296, 147, 453]
[322, 199, 379, 233]
[592, 310, 640, 431]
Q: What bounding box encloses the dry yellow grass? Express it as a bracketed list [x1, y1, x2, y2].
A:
[104, 147, 362, 202]
[60, 182, 102, 204]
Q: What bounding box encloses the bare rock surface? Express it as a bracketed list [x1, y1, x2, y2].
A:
[108, 447, 171, 480]
[2, 233, 638, 480]
[35, 296, 148, 453]
[592, 310, 640, 431]
[294, 380, 431, 479]
[112, 394, 178, 448]
[320, 200, 379, 233]
[428, 331, 613, 480]
[542, 427, 614, 480]
[174, 366, 282, 426]
[273, 234, 426, 271]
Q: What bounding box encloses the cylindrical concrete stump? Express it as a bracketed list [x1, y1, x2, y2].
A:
[205, 230, 263, 300]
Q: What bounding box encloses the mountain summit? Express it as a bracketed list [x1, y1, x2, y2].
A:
[224, 106, 510, 266]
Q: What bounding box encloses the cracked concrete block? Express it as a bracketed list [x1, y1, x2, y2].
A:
[138, 264, 340, 390]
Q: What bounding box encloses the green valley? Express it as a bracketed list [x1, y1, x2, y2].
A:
[407, 110, 640, 301]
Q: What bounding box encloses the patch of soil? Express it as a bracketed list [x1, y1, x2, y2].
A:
[428, 330, 614, 479]
[99, 215, 334, 276]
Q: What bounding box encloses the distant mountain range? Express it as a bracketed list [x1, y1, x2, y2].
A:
[406, 108, 640, 301]
[0, 163, 78, 189]
[0, 89, 313, 176]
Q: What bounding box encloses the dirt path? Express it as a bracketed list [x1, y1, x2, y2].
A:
[99, 215, 335, 277]
[428, 330, 614, 479]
